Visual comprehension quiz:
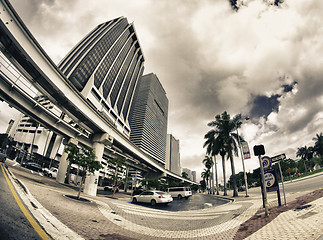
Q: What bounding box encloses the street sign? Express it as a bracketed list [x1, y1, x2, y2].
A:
[260, 168, 281, 206]
[241, 141, 251, 159]
[261, 156, 272, 170]
[264, 168, 279, 192]
[271, 153, 286, 163]
[253, 145, 265, 156]
[265, 172, 275, 188]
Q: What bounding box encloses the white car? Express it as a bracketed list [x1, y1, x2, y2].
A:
[44, 167, 58, 178]
[131, 190, 173, 206]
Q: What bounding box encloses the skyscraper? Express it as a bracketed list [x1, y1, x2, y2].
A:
[166, 134, 181, 175]
[58, 17, 145, 137]
[129, 73, 168, 165]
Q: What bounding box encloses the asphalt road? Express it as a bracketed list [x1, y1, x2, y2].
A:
[0, 163, 42, 240]
[245, 171, 323, 200]
[132, 193, 230, 211]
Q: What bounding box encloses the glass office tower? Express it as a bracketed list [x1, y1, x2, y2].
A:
[129, 73, 168, 165]
[58, 17, 145, 137]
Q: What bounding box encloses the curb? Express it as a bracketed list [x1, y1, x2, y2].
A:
[3, 164, 84, 240]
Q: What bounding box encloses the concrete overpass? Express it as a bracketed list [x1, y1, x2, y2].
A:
[0, 0, 196, 195]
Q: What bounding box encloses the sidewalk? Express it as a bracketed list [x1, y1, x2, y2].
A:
[4, 159, 323, 240]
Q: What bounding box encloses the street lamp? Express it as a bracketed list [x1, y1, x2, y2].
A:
[235, 116, 249, 197]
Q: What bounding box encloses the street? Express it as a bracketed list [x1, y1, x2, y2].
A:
[0, 163, 42, 240]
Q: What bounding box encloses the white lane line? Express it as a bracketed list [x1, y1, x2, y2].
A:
[121, 209, 222, 220]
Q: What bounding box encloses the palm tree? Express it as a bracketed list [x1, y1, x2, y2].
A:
[205, 111, 244, 197]
[202, 155, 213, 193]
[296, 146, 314, 173]
[313, 132, 323, 157]
[220, 149, 227, 195]
[201, 168, 210, 192]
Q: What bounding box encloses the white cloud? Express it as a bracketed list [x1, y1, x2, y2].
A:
[2, 0, 323, 182]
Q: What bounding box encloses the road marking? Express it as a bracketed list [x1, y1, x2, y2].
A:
[1, 164, 51, 240]
[97, 200, 246, 238]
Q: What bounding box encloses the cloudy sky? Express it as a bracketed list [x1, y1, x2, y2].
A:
[1, 0, 323, 182]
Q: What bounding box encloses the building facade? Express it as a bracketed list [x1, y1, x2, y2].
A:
[129, 73, 168, 165]
[191, 171, 196, 183]
[8, 95, 65, 165]
[58, 17, 145, 138]
[182, 168, 192, 181]
[165, 134, 181, 175]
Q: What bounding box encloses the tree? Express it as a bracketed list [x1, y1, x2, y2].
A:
[313, 132, 323, 157]
[202, 155, 213, 193]
[201, 168, 210, 192]
[109, 157, 126, 195]
[181, 171, 189, 180]
[204, 111, 244, 197]
[64, 144, 79, 184]
[65, 145, 102, 199]
[296, 146, 313, 173]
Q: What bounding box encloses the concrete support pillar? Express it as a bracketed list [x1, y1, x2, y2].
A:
[56, 138, 78, 184]
[83, 133, 113, 196]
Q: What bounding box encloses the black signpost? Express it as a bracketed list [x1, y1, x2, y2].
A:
[253, 145, 269, 217]
[271, 153, 287, 205]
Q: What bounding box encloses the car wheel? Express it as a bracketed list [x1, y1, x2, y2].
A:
[48, 174, 52, 178]
[132, 198, 137, 203]
[178, 194, 182, 199]
[151, 199, 156, 206]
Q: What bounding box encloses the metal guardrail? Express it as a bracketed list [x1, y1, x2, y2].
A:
[0, 51, 91, 138]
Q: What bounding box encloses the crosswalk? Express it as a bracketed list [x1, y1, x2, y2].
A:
[94, 198, 254, 239]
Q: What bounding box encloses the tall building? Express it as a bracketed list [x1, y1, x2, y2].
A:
[166, 134, 181, 175]
[129, 73, 168, 165]
[58, 17, 145, 138]
[182, 168, 192, 181]
[192, 171, 196, 183]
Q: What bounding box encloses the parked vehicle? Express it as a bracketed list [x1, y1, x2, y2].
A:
[131, 190, 173, 206]
[21, 162, 43, 172]
[238, 186, 246, 192]
[43, 167, 58, 178]
[104, 185, 119, 192]
[132, 189, 144, 196]
[0, 152, 6, 162]
[166, 187, 192, 199]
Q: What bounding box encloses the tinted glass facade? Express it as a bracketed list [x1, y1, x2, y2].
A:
[129, 73, 168, 164]
[58, 17, 144, 136]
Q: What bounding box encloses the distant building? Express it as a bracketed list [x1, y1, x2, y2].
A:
[9, 95, 65, 164]
[6, 119, 14, 134]
[165, 134, 181, 175]
[129, 73, 168, 165]
[182, 168, 192, 181]
[192, 171, 196, 183]
[58, 17, 145, 138]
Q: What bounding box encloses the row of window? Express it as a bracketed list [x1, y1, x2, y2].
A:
[69, 19, 129, 91]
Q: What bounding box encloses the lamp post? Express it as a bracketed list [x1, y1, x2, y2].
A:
[235, 117, 249, 197]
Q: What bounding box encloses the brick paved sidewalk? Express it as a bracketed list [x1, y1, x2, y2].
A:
[4, 160, 323, 240]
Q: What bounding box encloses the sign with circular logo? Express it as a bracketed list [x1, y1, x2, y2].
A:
[261, 156, 272, 170]
[264, 172, 275, 188]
